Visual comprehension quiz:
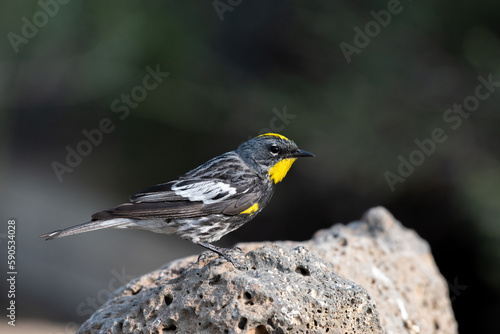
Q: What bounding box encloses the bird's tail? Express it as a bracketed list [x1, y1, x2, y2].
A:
[40, 218, 133, 240]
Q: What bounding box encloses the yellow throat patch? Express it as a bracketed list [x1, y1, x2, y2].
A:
[268, 158, 297, 184]
[257, 133, 289, 140]
[240, 203, 259, 215]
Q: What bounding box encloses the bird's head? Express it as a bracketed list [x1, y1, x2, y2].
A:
[236, 133, 315, 184]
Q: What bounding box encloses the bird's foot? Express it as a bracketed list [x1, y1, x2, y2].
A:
[231, 245, 244, 253]
[197, 241, 248, 270]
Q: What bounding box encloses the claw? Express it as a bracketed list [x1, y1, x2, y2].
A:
[196, 241, 248, 270]
[221, 253, 248, 270]
[197, 251, 217, 265]
[231, 246, 244, 253]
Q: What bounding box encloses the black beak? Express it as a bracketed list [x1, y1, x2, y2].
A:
[292, 149, 315, 158]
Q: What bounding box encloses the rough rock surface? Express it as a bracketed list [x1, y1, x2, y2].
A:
[78, 207, 458, 334]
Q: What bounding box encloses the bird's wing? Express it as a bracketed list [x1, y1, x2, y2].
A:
[92, 178, 260, 220]
[129, 180, 187, 203]
[130, 178, 237, 204]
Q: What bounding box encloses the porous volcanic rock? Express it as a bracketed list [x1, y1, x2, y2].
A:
[77, 207, 457, 334]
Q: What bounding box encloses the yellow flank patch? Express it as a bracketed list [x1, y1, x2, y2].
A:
[268, 158, 297, 184]
[257, 133, 289, 140]
[240, 203, 259, 215]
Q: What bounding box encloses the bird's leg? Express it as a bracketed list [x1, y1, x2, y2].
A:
[197, 241, 247, 269]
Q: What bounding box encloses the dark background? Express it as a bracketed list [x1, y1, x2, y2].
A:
[1, 1, 499, 332]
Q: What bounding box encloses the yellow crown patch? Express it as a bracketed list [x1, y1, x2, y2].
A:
[257, 133, 289, 140]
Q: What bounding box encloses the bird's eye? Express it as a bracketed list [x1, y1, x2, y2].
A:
[270, 145, 280, 155]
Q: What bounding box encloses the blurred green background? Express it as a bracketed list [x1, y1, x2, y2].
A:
[1, 0, 499, 332]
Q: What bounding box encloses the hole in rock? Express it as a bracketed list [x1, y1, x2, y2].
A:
[295, 265, 311, 276]
[238, 317, 247, 329]
[164, 294, 173, 306]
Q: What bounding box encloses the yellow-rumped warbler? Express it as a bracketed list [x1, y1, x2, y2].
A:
[41, 133, 314, 267]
